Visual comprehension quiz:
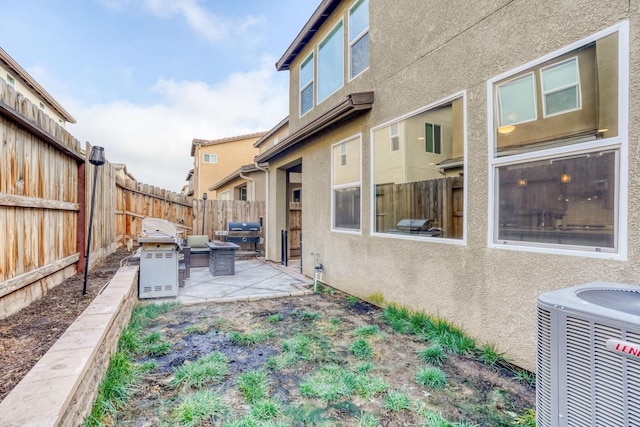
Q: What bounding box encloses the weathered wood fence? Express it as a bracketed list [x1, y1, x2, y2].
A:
[375, 176, 464, 239]
[0, 79, 193, 319]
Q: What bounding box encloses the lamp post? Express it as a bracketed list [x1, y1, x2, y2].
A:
[83, 146, 106, 295]
[202, 192, 208, 235]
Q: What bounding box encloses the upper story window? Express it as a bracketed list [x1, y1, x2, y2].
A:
[489, 23, 627, 257]
[318, 21, 344, 103]
[425, 123, 442, 154]
[203, 153, 218, 163]
[349, 0, 369, 79]
[373, 95, 466, 241]
[497, 73, 537, 127]
[39, 102, 45, 111]
[390, 122, 400, 152]
[340, 142, 347, 166]
[6, 74, 15, 88]
[332, 135, 361, 232]
[541, 57, 581, 117]
[300, 53, 314, 116]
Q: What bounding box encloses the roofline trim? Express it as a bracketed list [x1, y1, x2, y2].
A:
[275, 0, 342, 71]
[255, 92, 373, 164]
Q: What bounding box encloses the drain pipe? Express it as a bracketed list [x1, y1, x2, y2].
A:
[239, 171, 255, 201]
[254, 162, 269, 258]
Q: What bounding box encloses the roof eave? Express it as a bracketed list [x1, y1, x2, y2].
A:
[275, 0, 342, 71]
[255, 91, 374, 164]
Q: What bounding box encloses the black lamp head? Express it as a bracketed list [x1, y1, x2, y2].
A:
[89, 146, 106, 166]
[203, 193, 208, 200]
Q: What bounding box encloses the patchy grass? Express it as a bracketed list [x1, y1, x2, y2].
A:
[94, 293, 535, 426]
[171, 352, 229, 389]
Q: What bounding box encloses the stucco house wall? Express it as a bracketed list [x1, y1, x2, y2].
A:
[261, 0, 640, 370]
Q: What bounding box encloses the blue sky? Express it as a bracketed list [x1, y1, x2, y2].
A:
[0, 0, 318, 191]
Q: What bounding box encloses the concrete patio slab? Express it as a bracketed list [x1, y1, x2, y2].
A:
[175, 259, 313, 304]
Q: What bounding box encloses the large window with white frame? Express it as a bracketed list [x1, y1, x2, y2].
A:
[349, 0, 369, 79]
[489, 24, 626, 255]
[372, 95, 465, 240]
[318, 21, 344, 103]
[300, 53, 314, 116]
[332, 135, 361, 232]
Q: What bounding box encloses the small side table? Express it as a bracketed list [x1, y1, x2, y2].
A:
[207, 241, 240, 276]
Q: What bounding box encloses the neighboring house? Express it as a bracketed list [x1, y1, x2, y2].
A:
[209, 164, 267, 202]
[255, 116, 289, 155]
[0, 46, 75, 126]
[255, 0, 638, 370]
[190, 132, 265, 199]
[183, 169, 194, 196]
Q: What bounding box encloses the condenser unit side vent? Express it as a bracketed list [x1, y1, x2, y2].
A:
[537, 282, 640, 427]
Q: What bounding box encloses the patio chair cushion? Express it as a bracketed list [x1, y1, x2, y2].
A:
[186, 235, 209, 248]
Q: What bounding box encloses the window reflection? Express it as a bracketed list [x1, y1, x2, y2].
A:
[373, 97, 464, 239]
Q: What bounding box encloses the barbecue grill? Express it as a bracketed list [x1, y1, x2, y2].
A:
[392, 218, 442, 237]
[138, 218, 182, 299]
[227, 220, 262, 255]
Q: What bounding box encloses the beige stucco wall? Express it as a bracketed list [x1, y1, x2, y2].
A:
[193, 137, 260, 199]
[266, 0, 640, 371]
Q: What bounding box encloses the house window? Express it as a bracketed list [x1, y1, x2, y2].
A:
[203, 154, 218, 163]
[425, 123, 442, 154]
[300, 53, 314, 116]
[292, 188, 301, 203]
[6, 74, 15, 88]
[541, 57, 581, 117]
[318, 21, 344, 102]
[373, 95, 465, 240]
[332, 135, 361, 232]
[39, 102, 45, 111]
[489, 25, 625, 255]
[497, 73, 537, 127]
[390, 122, 399, 152]
[349, 0, 369, 79]
[239, 185, 247, 201]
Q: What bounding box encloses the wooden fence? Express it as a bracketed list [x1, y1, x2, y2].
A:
[0, 79, 193, 319]
[375, 176, 463, 239]
[194, 199, 266, 245]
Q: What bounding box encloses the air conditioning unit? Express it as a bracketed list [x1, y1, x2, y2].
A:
[536, 282, 640, 426]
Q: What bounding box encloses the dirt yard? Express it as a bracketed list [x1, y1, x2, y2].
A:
[0, 248, 135, 401]
[0, 249, 536, 425]
[117, 293, 535, 426]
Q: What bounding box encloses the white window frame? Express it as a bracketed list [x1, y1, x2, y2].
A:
[497, 72, 537, 127]
[370, 92, 468, 245]
[332, 134, 362, 234]
[425, 122, 442, 154]
[203, 153, 218, 163]
[299, 53, 314, 117]
[487, 21, 629, 260]
[317, 20, 344, 103]
[349, 0, 369, 80]
[540, 56, 582, 118]
[6, 73, 15, 88]
[390, 122, 400, 152]
[340, 142, 347, 166]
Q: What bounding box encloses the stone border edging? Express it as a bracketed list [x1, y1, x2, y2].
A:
[0, 265, 139, 427]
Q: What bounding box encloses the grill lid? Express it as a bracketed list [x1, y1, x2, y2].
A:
[139, 218, 181, 245]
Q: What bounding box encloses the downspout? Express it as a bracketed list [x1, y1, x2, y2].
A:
[254, 162, 269, 259]
[239, 171, 255, 201]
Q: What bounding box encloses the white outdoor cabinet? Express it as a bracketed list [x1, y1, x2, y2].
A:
[536, 282, 640, 426]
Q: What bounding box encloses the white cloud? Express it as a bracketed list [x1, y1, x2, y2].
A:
[67, 57, 288, 193]
[97, 0, 262, 43]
